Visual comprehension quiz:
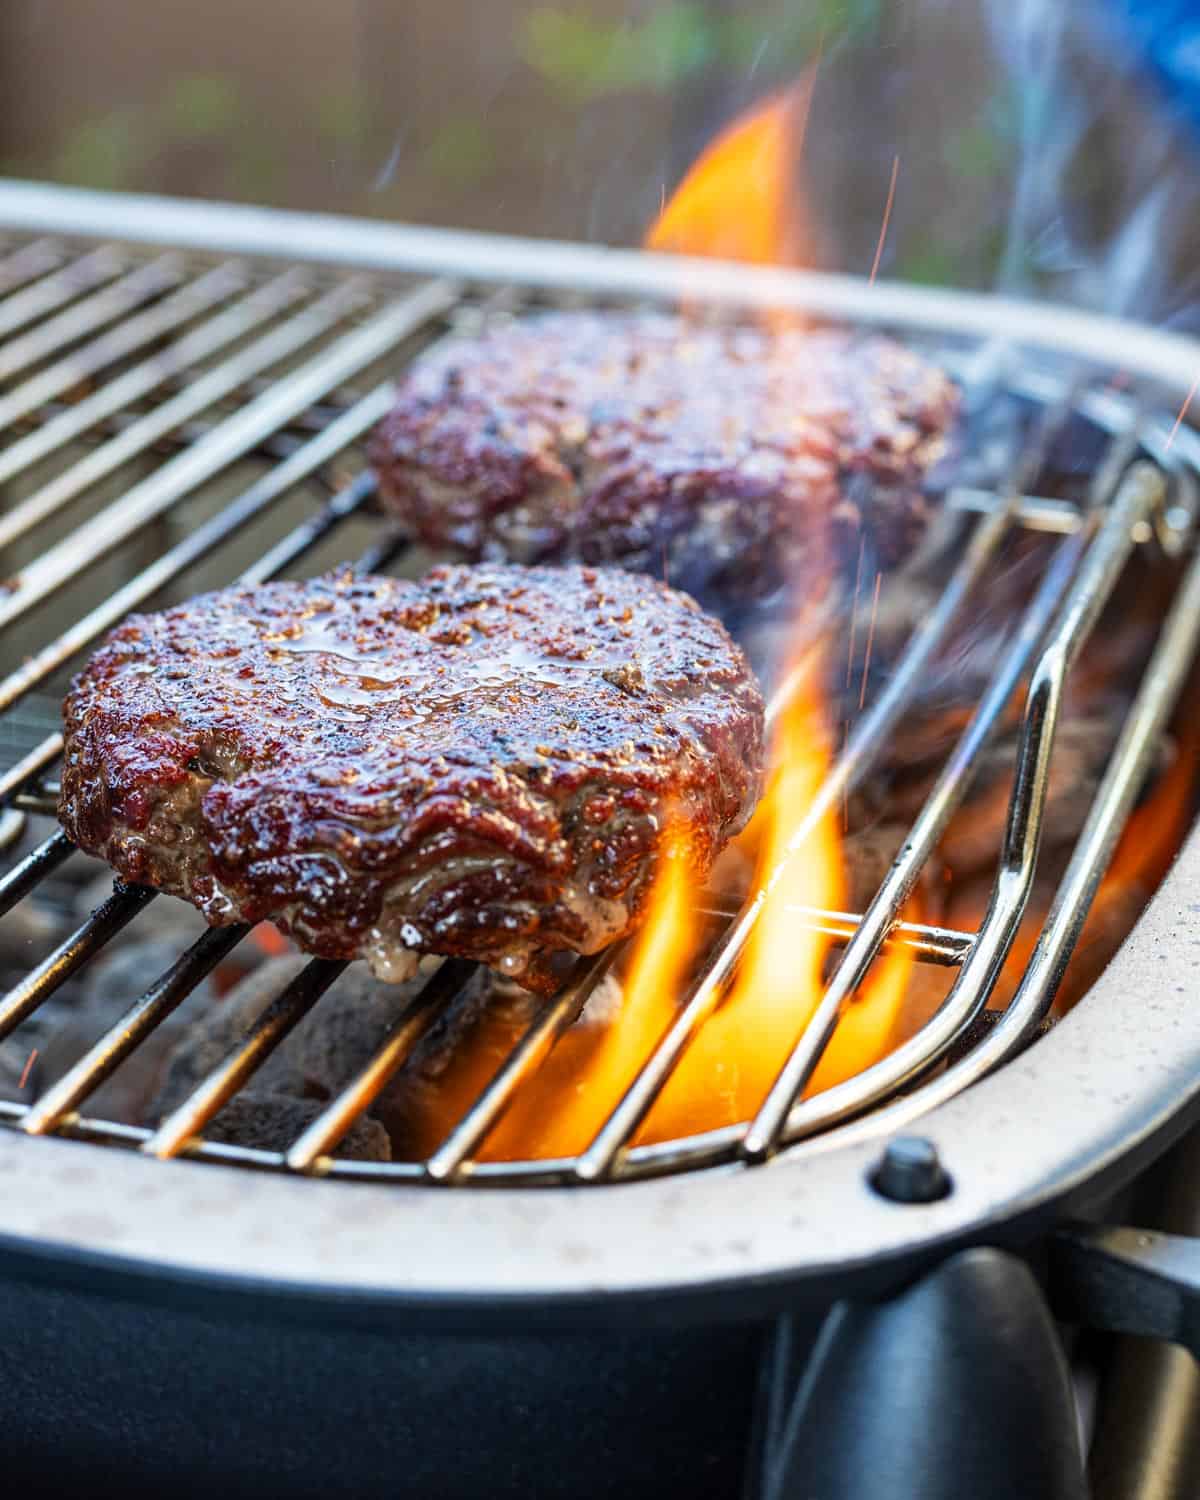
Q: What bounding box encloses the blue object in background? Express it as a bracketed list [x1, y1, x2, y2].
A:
[1106, 0, 1200, 140]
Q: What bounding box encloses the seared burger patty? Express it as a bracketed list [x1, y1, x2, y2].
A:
[59, 564, 764, 993]
[369, 313, 959, 603]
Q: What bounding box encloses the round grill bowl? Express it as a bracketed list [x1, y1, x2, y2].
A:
[1, 190, 1199, 1500]
[0, 199, 1193, 1326]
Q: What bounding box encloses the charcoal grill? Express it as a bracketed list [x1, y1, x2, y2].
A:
[4, 182, 1200, 1499]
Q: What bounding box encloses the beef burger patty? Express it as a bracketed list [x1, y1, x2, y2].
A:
[59, 564, 764, 992]
[369, 312, 959, 605]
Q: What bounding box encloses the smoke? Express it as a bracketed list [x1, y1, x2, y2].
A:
[986, 0, 1200, 324]
[372, 133, 406, 193]
[986, 0, 1073, 296]
[353, 1, 1200, 324]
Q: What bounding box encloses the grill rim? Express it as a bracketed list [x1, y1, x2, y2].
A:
[2, 176, 1200, 394]
[0, 831, 1196, 1327]
[0, 183, 1199, 1313]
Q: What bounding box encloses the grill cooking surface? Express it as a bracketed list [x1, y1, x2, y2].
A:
[2, 202, 1200, 1190]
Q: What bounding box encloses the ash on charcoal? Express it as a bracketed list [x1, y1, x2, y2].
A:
[201, 1094, 390, 1162]
[153, 957, 496, 1159]
[0, 933, 222, 1120]
[0, 839, 266, 1119]
[153, 956, 313, 1114]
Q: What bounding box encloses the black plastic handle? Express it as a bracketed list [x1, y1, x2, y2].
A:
[1051, 1222, 1200, 1357]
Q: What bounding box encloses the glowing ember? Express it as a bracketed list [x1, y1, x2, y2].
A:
[17, 1047, 37, 1091]
[250, 921, 292, 958]
[868, 154, 900, 286]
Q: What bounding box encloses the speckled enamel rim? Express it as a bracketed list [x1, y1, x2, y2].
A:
[0, 182, 1197, 1325]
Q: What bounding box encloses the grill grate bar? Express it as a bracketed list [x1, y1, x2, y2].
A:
[0, 809, 25, 856]
[0, 411, 388, 814]
[695, 905, 975, 966]
[0, 882, 156, 1045]
[0, 1100, 226, 1154]
[240, 466, 382, 585]
[422, 912, 974, 1184]
[0, 826, 72, 917]
[0, 252, 184, 385]
[0, 739, 61, 808]
[0, 279, 455, 630]
[425, 950, 617, 1182]
[0, 464, 404, 1078]
[568, 390, 1085, 1181]
[0, 279, 450, 654]
[947, 488, 1090, 534]
[0, 267, 309, 497]
[0, 245, 126, 342]
[144, 958, 348, 1159]
[0, 1099, 407, 1176]
[11, 787, 57, 816]
[851, 510, 1200, 1144]
[778, 379, 1090, 863]
[0, 217, 1195, 1188]
[73, 481, 416, 1161]
[749, 458, 1162, 1157]
[21, 923, 250, 1136]
[286, 959, 478, 1172]
[352, 526, 413, 578]
[0, 390, 390, 738]
[0, 274, 377, 593]
[1010, 528, 1200, 1028]
[0, 260, 247, 433]
[0, 449, 404, 1087]
[0, 238, 66, 298]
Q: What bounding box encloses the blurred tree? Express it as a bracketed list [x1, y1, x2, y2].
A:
[521, 5, 717, 101]
[162, 75, 240, 141]
[53, 114, 141, 191]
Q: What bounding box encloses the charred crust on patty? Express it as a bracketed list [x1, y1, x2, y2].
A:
[368, 312, 959, 605]
[59, 563, 765, 992]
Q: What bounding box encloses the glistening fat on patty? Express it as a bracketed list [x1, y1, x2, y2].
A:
[59, 564, 765, 993]
[369, 312, 959, 606]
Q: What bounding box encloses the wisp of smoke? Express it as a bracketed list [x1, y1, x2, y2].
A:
[987, 0, 1200, 324]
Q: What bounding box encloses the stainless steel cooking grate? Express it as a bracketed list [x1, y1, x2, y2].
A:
[1, 186, 1200, 1189]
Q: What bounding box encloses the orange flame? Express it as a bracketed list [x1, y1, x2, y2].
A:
[809, 942, 915, 1095]
[637, 82, 913, 1133]
[639, 651, 839, 1139]
[638, 649, 916, 1142]
[479, 833, 699, 1161]
[400, 80, 919, 1163]
[454, 653, 916, 1161]
[395, 88, 1200, 1166]
[645, 79, 814, 266]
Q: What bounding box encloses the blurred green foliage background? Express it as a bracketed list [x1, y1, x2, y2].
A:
[0, 1, 1037, 289]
